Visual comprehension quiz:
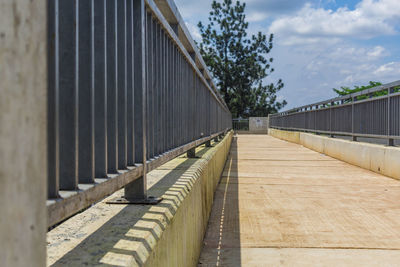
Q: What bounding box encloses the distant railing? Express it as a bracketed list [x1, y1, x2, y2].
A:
[269, 80, 400, 145]
[232, 118, 249, 131]
[47, 0, 231, 227]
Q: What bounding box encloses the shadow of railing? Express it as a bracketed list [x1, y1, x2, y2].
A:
[199, 137, 241, 266]
[50, 145, 215, 266]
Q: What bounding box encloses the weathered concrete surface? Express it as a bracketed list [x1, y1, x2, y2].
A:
[269, 128, 400, 180]
[47, 132, 232, 267]
[199, 134, 400, 266]
[0, 1, 47, 266]
[249, 117, 268, 134]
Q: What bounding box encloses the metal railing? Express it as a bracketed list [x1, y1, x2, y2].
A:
[47, 0, 231, 227]
[232, 118, 249, 131]
[270, 80, 400, 145]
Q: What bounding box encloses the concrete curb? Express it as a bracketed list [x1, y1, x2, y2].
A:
[269, 128, 400, 181]
[47, 131, 233, 267]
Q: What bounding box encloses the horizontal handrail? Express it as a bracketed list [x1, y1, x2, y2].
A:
[269, 80, 400, 145]
[47, 0, 232, 227]
[145, 0, 229, 112]
[275, 80, 400, 114]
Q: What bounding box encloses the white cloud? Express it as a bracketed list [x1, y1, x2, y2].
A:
[173, 0, 400, 110]
[374, 62, 400, 76]
[185, 22, 202, 41]
[367, 46, 386, 58]
[358, 0, 400, 20]
[263, 0, 400, 109]
[268, 38, 400, 108]
[247, 12, 269, 22]
[245, 0, 308, 16]
[175, 0, 309, 24]
[269, 0, 400, 45]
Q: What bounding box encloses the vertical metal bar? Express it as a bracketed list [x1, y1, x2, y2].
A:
[78, 0, 95, 183]
[117, 0, 127, 169]
[94, 0, 108, 178]
[168, 39, 172, 150]
[186, 61, 190, 142]
[166, 36, 170, 151]
[153, 19, 158, 157]
[161, 28, 165, 154]
[126, 0, 135, 165]
[150, 13, 153, 158]
[58, 0, 79, 190]
[329, 102, 333, 137]
[388, 88, 394, 146]
[48, 0, 60, 197]
[352, 97, 357, 141]
[175, 47, 178, 145]
[180, 54, 183, 144]
[150, 16, 155, 158]
[171, 42, 174, 147]
[155, 22, 161, 155]
[127, 0, 147, 199]
[163, 30, 167, 152]
[145, 11, 151, 159]
[106, 0, 118, 173]
[158, 26, 164, 154]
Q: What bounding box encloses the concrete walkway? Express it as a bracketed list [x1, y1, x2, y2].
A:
[199, 134, 400, 266]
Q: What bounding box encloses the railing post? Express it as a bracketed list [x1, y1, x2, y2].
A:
[127, 0, 135, 165]
[352, 97, 357, 141]
[117, 0, 128, 169]
[314, 105, 317, 134]
[58, 0, 79, 190]
[330, 101, 334, 137]
[108, 0, 160, 205]
[387, 87, 394, 146]
[94, 0, 108, 178]
[187, 147, 196, 158]
[106, 0, 118, 174]
[78, 0, 95, 184]
[48, 0, 60, 198]
[128, 0, 146, 200]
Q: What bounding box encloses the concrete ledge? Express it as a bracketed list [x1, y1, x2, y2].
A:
[47, 131, 232, 267]
[234, 130, 268, 134]
[269, 128, 400, 180]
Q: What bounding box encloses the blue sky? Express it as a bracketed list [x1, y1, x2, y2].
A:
[174, 0, 400, 109]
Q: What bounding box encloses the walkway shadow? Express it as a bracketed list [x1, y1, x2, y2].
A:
[49, 144, 214, 266]
[198, 136, 241, 266]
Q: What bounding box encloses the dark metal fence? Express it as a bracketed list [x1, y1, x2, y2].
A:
[232, 118, 249, 131]
[270, 80, 400, 146]
[47, 0, 231, 227]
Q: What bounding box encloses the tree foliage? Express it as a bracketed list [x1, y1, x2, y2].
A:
[333, 81, 383, 100]
[198, 0, 286, 118]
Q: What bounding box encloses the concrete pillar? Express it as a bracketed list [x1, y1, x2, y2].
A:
[187, 147, 196, 158]
[0, 1, 47, 266]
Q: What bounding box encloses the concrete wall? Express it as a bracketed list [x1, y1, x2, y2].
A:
[0, 1, 47, 266]
[47, 132, 233, 266]
[269, 129, 400, 180]
[249, 117, 269, 133]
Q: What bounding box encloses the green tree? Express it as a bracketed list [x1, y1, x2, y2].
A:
[333, 81, 383, 101]
[331, 81, 400, 103]
[198, 0, 286, 118]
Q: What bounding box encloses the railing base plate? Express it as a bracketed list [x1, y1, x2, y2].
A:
[106, 196, 162, 205]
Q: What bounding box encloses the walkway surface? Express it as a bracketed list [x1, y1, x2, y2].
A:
[198, 134, 400, 266]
